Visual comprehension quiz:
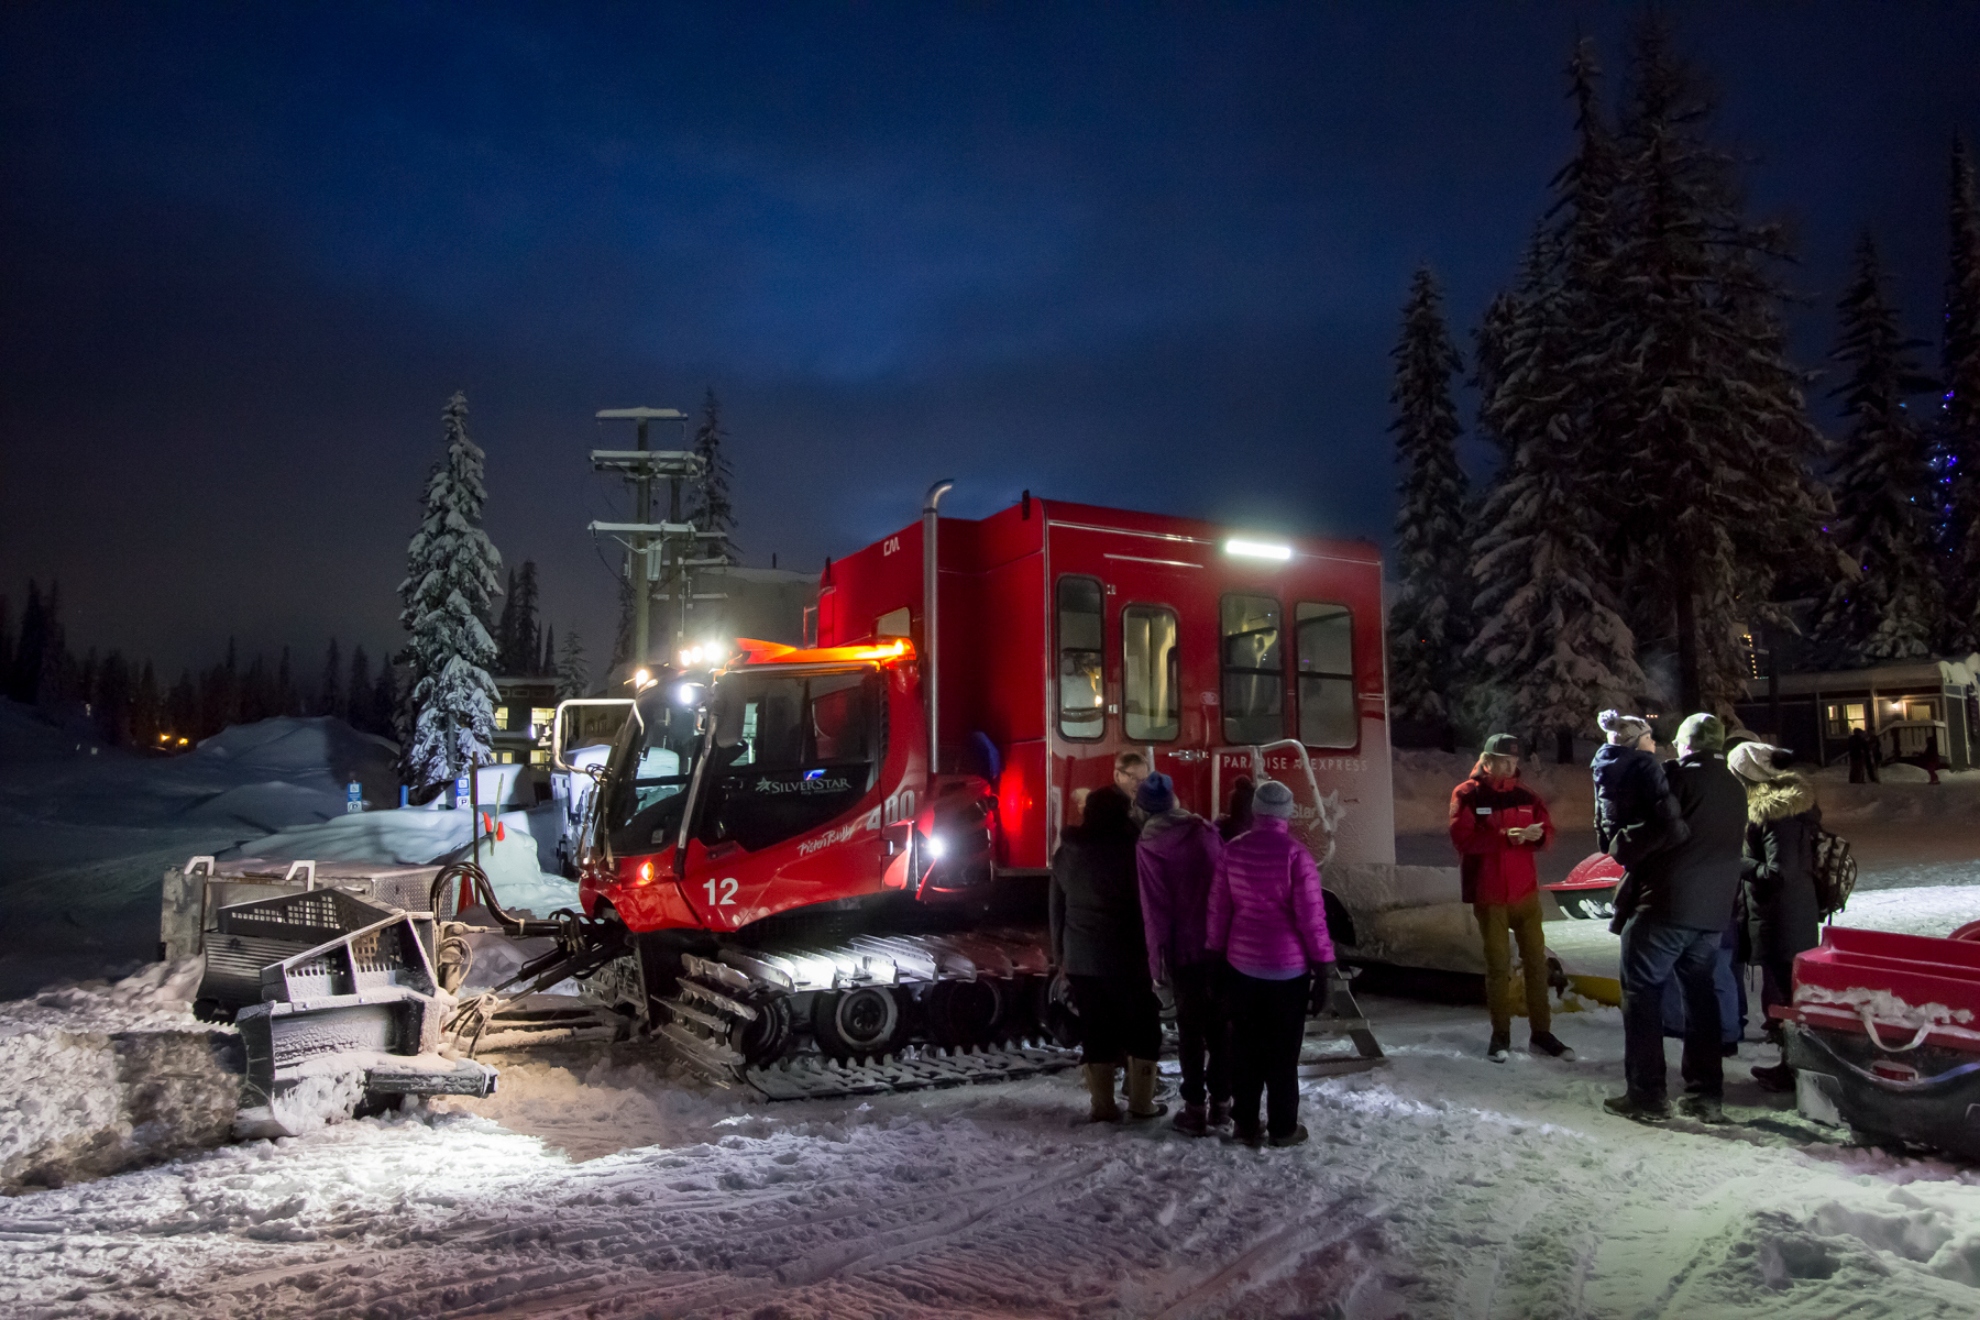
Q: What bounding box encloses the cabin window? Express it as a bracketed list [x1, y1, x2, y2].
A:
[1122, 605, 1180, 741]
[1057, 576, 1106, 739]
[1220, 594, 1282, 744]
[1824, 702, 1868, 738]
[1295, 602, 1356, 748]
[875, 607, 912, 638]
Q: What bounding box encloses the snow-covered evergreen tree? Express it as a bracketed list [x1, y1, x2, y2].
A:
[1468, 237, 1648, 755]
[398, 391, 503, 788]
[556, 628, 589, 699]
[688, 388, 736, 560]
[1816, 234, 1942, 662]
[1594, 19, 1824, 714]
[1386, 267, 1471, 746]
[1942, 138, 1980, 647]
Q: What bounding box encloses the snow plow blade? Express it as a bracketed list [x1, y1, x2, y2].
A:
[1774, 925, 1980, 1159]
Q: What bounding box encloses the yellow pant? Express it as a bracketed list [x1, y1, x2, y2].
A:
[1474, 891, 1551, 1035]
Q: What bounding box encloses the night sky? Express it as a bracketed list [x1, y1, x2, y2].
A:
[4, 3, 1977, 677]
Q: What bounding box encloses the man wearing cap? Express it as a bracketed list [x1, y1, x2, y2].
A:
[1135, 772, 1230, 1136]
[1449, 735, 1572, 1064]
[1606, 712, 1750, 1124]
[1206, 778, 1334, 1147]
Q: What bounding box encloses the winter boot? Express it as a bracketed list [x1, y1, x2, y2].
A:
[1125, 1057, 1168, 1121]
[1487, 1031, 1511, 1063]
[1082, 1064, 1123, 1123]
[1268, 1123, 1310, 1148]
[1677, 1093, 1729, 1124]
[1229, 1118, 1265, 1149]
[1603, 1092, 1672, 1124]
[1208, 1098, 1233, 1129]
[1751, 1061, 1795, 1093]
[1172, 1102, 1209, 1137]
[1529, 1032, 1576, 1061]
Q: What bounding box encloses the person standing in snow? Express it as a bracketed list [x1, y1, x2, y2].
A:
[1136, 772, 1231, 1136]
[1729, 741, 1823, 1093]
[1207, 778, 1333, 1148]
[1845, 727, 1878, 784]
[1448, 735, 1574, 1064]
[1591, 711, 1687, 872]
[1050, 784, 1167, 1124]
[1217, 775, 1257, 842]
[1606, 713, 1749, 1125]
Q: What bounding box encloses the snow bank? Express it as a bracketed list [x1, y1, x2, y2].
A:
[0, 961, 240, 1193]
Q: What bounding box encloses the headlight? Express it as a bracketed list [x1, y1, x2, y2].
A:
[926, 834, 947, 860]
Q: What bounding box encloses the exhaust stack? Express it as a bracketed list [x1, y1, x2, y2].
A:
[921, 479, 954, 782]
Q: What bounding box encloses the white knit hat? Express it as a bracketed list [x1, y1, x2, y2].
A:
[1728, 741, 1793, 784]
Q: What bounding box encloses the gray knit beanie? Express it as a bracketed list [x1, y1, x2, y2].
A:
[1675, 712, 1726, 754]
[1253, 779, 1297, 819]
[1729, 741, 1793, 784]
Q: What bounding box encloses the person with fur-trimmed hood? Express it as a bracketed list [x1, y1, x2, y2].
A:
[1729, 741, 1822, 1092]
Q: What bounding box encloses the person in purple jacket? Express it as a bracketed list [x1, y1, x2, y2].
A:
[1136, 772, 1230, 1136]
[1207, 778, 1335, 1148]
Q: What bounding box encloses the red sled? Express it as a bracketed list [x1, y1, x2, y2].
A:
[1544, 853, 1624, 920]
[1773, 925, 1980, 1159]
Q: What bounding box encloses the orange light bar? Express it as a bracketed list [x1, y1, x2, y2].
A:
[729, 637, 914, 667]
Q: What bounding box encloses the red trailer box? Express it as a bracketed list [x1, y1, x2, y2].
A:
[815, 494, 1396, 878]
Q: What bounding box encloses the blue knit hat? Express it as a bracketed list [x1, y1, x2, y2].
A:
[1135, 771, 1176, 814]
[1253, 779, 1296, 819]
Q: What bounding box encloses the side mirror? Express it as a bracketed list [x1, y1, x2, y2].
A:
[552, 699, 640, 771]
[712, 693, 746, 749]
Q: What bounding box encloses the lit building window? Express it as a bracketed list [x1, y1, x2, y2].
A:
[493, 706, 510, 731]
[499, 751, 516, 764]
[530, 707, 556, 728]
[529, 750, 549, 767]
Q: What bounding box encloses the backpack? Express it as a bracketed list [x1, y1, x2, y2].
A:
[1812, 826, 1858, 920]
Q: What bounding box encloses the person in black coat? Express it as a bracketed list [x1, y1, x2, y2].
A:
[1730, 741, 1823, 1091]
[1606, 713, 1749, 1125]
[1050, 785, 1167, 1123]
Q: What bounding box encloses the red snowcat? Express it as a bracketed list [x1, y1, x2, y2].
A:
[491, 486, 1391, 1096]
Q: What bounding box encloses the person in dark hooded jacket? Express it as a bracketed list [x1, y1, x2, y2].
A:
[1730, 741, 1823, 1092]
[1605, 713, 1748, 1126]
[1051, 785, 1167, 1124]
[1591, 710, 1687, 870]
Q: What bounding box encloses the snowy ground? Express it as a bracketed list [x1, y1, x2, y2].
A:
[9, 714, 1980, 1316]
[10, 996, 1980, 1318]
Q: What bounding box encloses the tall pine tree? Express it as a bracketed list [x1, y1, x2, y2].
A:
[1943, 137, 1980, 648]
[689, 388, 737, 561]
[318, 638, 342, 719]
[1386, 267, 1471, 748]
[557, 628, 589, 699]
[1469, 236, 1648, 757]
[1595, 19, 1824, 714]
[495, 561, 541, 675]
[398, 391, 502, 788]
[1817, 234, 1941, 662]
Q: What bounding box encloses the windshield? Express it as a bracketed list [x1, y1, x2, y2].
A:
[603, 692, 704, 856]
[697, 668, 884, 853]
[604, 667, 886, 859]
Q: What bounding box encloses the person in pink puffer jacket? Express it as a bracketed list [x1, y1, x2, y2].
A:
[1207, 778, 1335, 1148]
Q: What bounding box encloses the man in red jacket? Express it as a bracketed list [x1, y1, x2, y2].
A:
[1449, 734, 1574, 1064]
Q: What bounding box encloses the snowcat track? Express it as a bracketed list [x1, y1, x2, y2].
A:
[656, 931, 1081, 1100]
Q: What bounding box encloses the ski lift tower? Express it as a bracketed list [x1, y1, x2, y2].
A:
[588, 407, 729, 670]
